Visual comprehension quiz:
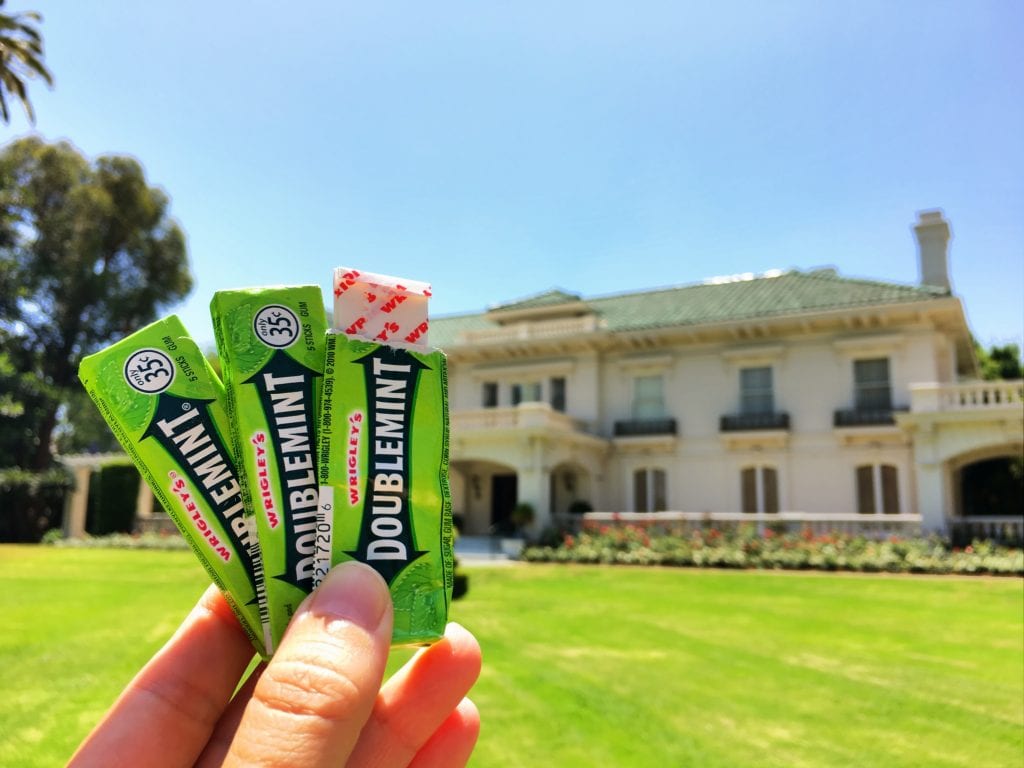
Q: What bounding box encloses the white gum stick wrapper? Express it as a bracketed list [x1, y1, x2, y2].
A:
[332, 268, 432, 349]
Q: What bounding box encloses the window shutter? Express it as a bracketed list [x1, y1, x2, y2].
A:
[856, 465, 875, 514]
[741, 468, 757, 514]
[881, 465, 900, 514]
[763, 467, 779, 514]
[634, 469, 648, 512]
[653, 469, 667, 512]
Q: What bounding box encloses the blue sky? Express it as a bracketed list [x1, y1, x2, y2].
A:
[6, 1, 1023, 351]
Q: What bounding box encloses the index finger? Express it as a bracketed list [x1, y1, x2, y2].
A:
[69, 584, 257, 768]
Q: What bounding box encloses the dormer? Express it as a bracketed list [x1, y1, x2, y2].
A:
[485, 289, 595, 325]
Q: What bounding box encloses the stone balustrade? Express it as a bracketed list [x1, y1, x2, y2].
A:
[909, 380, 1023, 412]
[458, 314, 598, 345]
[452, 402, 585, 434]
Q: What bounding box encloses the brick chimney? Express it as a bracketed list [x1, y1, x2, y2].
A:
[913, 210, 952, 291]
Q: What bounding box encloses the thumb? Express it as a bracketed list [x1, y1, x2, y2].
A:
[223, 562, 394, 768]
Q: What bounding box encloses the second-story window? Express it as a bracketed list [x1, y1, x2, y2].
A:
[632, 375, 664, 420]
[511, 382, 541, 406]
[854, 358, 892, 410]
[550, 377, 566, 412]
[482, 382, 498, 408]
[740, 366, 773, 414]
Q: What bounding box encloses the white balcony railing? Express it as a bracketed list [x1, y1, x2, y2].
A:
[908, 380, 1023, 412]
[452, 402, 586, 434]
[458, 314, 598, 345]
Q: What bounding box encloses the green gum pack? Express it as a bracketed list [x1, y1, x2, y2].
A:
[315, 332, 453, 645]
[211, 286, 327, 652]
[78, 315, 269, 656]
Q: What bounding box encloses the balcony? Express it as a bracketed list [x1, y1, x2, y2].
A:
[833, 407, 908, 427]
[453, 402, 584, 434]
[613, 418, 678, 437]
[458, 314, 598, 345]
[720, 412, 790, 432]
[908, 380, 1023, 412]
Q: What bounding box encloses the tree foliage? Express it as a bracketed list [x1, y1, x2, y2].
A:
[0, 1, 53, 124]
[0, 137, 192, 469]
[975, 341, 1023, 381]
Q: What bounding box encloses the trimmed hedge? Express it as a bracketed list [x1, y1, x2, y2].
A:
[523, 523, 1024, 576]
[0, 467, 74, 543]
[85, 462, 140, 536]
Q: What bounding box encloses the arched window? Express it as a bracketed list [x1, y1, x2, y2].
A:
[741, 466, 779, 514]
[856, 464, 900, 514]
[633, 468, 667, 512]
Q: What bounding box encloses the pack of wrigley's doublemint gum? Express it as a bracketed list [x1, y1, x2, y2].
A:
[211, 286, 327, 652]
[78, 316, 269, 656]
[316, 269, 453, 645]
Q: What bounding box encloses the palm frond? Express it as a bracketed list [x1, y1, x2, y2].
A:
[0, 7, 52, 124]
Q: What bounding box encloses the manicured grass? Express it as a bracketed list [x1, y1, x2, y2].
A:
[1, 546, 1021, 767]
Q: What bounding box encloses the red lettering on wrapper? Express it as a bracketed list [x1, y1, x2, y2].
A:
[168, 471, 231, 562]
[334, 269, 361, 297]
[251, 432, 279, 528]
[374, 321, 400, 342]
[404, 321, 429, 344]
[348, 411, 363, 505]
[345, 316, 367, 335]
[379, 294, 407, 314]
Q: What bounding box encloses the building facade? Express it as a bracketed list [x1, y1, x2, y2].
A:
[433, 211, 1023, 539]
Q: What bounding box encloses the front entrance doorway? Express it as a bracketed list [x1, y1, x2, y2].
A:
[491, 473, 518, 535]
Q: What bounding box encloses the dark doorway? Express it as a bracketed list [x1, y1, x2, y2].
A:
[961, 457, 1023, 517]
[952, 456, 1024, 547]
[491, 474, 518, 535]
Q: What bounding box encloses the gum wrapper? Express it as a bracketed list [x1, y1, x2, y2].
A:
[317, 270, 452, 645]
[211, 286, 327, 652]
[78, 315, 269, 656]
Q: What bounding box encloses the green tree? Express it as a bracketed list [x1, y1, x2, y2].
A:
[975, 340, 1023, 381]
[0, 1, 53, 124]
[0, 137, 192, 469]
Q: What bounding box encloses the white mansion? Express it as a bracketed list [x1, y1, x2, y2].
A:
[434, 211, 1023, 540]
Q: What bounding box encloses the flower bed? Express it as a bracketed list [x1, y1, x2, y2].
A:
[44, 530, 190, 550]
[522, 523, 1024, 576]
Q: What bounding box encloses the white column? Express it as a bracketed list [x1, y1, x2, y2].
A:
[517, 437, 551, 533]
[63, 466, 92, 539]
[914, 461, 947, 535]
[517, 468, 551, 533]
[135, 480, 154, 520]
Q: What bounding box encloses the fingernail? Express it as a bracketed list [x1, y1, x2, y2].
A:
[304, 561, 391, 629]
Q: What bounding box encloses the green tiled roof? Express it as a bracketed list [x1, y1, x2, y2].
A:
[430, 270, 950, 349]
[489, 289, 582, 312]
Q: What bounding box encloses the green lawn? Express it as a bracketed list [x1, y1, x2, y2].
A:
[1, 547, 1021, 767]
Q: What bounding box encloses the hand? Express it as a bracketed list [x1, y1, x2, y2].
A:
[69, 562, 481, 767]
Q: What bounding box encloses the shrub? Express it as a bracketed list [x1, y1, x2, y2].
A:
[522, 524, 1024, 577]
[86, 462, 140, 535]
[511, 502, 535, 532]
[0, 467, 74, 542]
[51, 531, 189, 550]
